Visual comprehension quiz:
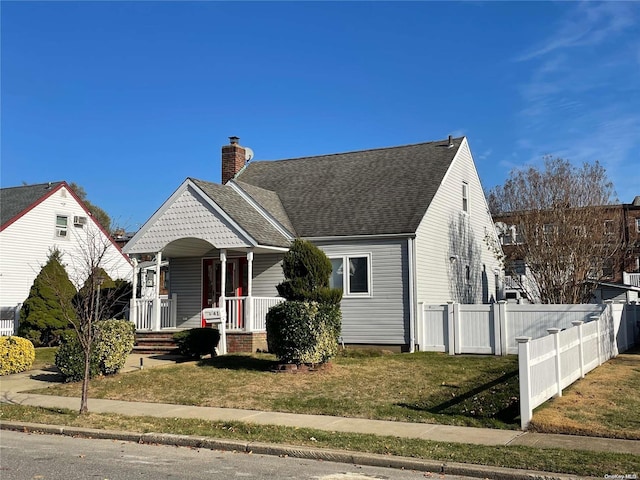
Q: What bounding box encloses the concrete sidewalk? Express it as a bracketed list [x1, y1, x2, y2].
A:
[1, 354, 639, 456]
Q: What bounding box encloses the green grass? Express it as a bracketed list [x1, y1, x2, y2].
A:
[34, 350, 522, 429]
[33, 347, 57, 370]
[0, 404, 637, 477]
[530, 348, 640, 439]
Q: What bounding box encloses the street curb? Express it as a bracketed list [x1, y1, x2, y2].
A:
[0, 421, 595, 480]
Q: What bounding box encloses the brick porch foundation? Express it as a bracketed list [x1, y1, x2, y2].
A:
[225, 332, 267, 353]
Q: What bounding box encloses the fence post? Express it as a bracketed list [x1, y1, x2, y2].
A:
[516, 336, 532, 430]
[416, 302, 424, 351]
[572, 320, 585, 378]
[498, 300, 508, 356]
[447, 302, 455, 355]
[590, 315, 602, 366]
[547, 328, 562, 397]
[454, 302, 462, 354]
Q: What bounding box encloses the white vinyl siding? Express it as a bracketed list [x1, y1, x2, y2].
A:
[0, 186, 132, 308]
[414, 138, 501, 305]
[314, 238, 409, 345]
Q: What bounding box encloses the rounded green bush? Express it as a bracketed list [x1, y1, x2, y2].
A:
[266, 301, 341, 364]
[173, 328, 221, 358]
[55, 319, 135, 382]
[0, 336, 36, 375]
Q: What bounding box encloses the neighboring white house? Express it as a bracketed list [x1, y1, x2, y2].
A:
[0, 182, 133, 324]
[123, 136, 502, 353]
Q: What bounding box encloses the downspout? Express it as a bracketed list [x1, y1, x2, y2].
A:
[408, 237, 417, 353]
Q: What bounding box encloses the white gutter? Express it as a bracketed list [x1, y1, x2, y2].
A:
[304, 233, 416, 242]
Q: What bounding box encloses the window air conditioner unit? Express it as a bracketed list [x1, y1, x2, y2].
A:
[56, 229, 67, 237]
[73, 216, 88, 226]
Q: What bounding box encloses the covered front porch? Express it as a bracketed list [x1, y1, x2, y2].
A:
[128, 243, 286, 353]
[121, 178, 294, 352]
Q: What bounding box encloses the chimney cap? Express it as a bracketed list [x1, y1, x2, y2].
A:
[229, 136, 240, 145]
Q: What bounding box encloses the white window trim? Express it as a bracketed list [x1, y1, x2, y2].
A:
[462, 181, 469, 214]
[636, 218, 640, 233]
[329, 253, 372, 298]
[55, 214, 69, 239]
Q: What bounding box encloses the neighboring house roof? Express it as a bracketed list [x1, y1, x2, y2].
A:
[190, 178, 291, 248]
[0, 182, 64, 229]
[236, 137, 462, 237]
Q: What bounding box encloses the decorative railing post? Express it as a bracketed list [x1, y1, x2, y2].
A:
[152, 252, 162, 331]
[516, 336, 532, 430]
[547, 328, 562, 398]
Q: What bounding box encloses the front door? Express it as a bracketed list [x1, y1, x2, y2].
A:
[202, 258, 248, 327]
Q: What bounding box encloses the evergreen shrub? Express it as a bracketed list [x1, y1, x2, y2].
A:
[267, 239, 342, 364]
[173, 328, 221, 358]
[0, 336, 36, 375]
[55, 319, 135, 382]
[18, 250, 77, 347]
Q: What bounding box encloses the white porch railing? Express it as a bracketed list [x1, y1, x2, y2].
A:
[623, 272, 640, 287]
[224, 296, 284, 332]
[130, 294, 177, 331]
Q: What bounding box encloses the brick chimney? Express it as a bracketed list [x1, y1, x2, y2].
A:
[221, 136, 246, 184]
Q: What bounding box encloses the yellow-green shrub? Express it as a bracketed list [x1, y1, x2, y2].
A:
[0, 336, 36, 375]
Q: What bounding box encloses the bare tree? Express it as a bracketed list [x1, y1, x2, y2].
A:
[488, 157, 623, 304]
[448, 212, 486, 303]
[47, 228, 130, 413]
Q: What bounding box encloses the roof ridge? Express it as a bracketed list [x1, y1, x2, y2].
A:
[249, 137, 464, 164]
[0, 181, 64, 191]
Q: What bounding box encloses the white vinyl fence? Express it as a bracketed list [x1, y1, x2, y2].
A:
[518, 302, 639, 429]
[0, 304, 22, 337]
[417, 301, 606, 355]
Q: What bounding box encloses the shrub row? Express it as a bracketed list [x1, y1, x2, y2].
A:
[0, 336, 36, 376]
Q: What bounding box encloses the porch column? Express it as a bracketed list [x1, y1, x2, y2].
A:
[219, 249, 227, 313]
[153, 251, 162, 331]
[246, 250, 254, 331]
[130, 258, 138, 330]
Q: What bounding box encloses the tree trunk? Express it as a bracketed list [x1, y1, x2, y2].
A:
[79, 349, 90, 414]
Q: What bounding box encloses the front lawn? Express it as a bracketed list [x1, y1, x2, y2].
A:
[35, 350, 521, 429]
[529, 347, 640, 439]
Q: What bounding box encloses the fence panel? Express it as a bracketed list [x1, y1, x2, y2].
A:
[458, 304, 494, 354]
[0, 306, 20, 336]
[418, 305, 447, 352]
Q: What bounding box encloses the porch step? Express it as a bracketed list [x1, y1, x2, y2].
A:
[134, 332, 178, 355]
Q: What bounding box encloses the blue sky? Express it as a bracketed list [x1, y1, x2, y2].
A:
[2, 1, 639, 231]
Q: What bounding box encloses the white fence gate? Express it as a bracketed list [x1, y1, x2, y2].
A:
[417, 301, 607, 355]
[518, 302, 639, 429]
[0, 304, 21, 337]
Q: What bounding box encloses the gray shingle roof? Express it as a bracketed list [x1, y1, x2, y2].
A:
[189, 178, 291, 248]
[0, 182, 64, 227]
[236, 138, 462, 237]
[234, 181, 297, 236]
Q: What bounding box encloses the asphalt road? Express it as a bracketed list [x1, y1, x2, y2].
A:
[1, 429, 478, 480]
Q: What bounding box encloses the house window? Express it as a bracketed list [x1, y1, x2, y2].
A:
[636, 218, 640, 233]
[543, 223, 556, 239]
[462, 182, 469, 213]
[55, 215, 68, 238]
[329, 254, 371, 296]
